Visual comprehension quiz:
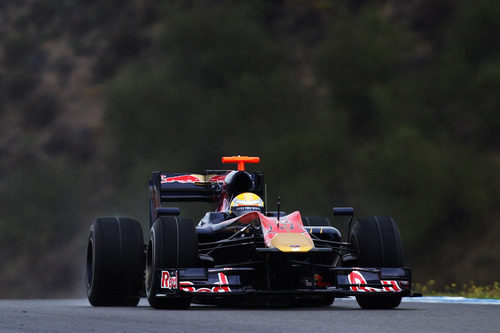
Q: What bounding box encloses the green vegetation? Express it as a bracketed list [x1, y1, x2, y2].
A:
[0, 0, 499, 297]
[415, 280, 500, 299]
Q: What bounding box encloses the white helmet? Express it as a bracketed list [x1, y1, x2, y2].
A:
[229, 192, 264, 216]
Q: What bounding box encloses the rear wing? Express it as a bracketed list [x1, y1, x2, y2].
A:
[151, 170, 264, 202]
[151, 171, 229, 203]
[149, 170, 264, 224]
[149, 171, 227, 225]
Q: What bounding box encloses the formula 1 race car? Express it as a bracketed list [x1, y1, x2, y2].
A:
[86, 156, 413, 309]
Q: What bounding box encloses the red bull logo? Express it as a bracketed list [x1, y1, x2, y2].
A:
[161, 271, 178, 289]
[207, 175, 227, 183]
[348, 270, 401, 292]
[161, 174, 202, 183]
[180, 273, 231, 293]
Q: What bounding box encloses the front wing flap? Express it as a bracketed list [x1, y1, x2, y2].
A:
[152, 266, 411, 298]
[332, 267, 412, 296]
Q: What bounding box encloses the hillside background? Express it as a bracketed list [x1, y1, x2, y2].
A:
[0, 0, 499, 298]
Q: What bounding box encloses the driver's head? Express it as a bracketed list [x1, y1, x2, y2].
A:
[229, 192, 264, 216]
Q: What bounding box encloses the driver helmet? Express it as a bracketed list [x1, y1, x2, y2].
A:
[229, 192, 264, 216]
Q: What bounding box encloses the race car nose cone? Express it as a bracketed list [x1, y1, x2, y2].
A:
[269, 233, 314, 252]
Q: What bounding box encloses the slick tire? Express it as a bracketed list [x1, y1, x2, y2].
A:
[349, 216, 404, 309]
[86, 217, 144, 306]
[302, 216, 331, 226]
[355, 293, 402, 309]
[146, 216, 198, 309]
[296, 295, 335, 307]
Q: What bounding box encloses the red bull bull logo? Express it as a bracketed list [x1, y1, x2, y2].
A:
[207, 174, 227, 183]
[161, 174, 202, 183]
[180, 273, 231, 293]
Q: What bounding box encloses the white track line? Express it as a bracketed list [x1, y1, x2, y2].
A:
[403, 296, 500, 305]
[336, 296, 500, 305]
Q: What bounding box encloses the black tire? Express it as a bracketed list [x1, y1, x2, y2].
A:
[350, 216, 403, 267]
[86, 217, 144, 306]
[302, 216, 331, 226]
[146, 216, 198, 309]
[316, 295, 335, 306]
[355, 294, 402, 309]
[349, 216, 404, 309]
[296, 295, 335, 307]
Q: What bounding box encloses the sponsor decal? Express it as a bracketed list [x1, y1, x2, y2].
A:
[207, 175, 226, 183]
[208, 267, 233, 273]
[314, 274, 332, 287]
[161, 271, 178, 289]
[348, 270, 401, 292]
[161, 175, 202, 183]
[258, 212, 314, 252]
[180, 273, 231, 293]
[218, 197, 230, 211]
[381, 280, 402, 292]
[261, 212, 307, 235]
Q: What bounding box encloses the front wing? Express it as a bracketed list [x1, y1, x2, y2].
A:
[152, 266, 412, 300]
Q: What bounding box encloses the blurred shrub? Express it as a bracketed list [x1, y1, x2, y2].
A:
[5, 71, 38, 100]
[3, 36, 44, 68]
[22, 92, 60, 129]
[93, 26, 150, 81]
[314, 5, 414, 135]
[102, 1, 327, 219]
[0, 160, 88, 296]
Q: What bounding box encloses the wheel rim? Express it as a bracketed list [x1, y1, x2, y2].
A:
[86, 237, 94, 291]
[350, 234, 359, 263]
[145, 239, 153, 295]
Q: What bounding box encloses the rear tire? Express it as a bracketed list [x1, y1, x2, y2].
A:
[146, 216, 198, 309]
[302, 216, 331, 226]
[86, 217, 144, 306]
[349, 216, 404, 309]
[350, 216, 403, 267]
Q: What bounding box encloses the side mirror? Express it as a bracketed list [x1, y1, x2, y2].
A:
[157, 207, 180, 216]
[333, 207, 354, 216]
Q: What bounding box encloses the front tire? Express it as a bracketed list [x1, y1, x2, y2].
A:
[146, 216, 198, 309]
[355, 293, 402, 309]
[296, 295, 335, 307]
[86, 217, 144, 306]
[349, 216, 404, 309]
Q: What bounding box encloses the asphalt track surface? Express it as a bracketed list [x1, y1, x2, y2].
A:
[1, 298, 499, 333]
